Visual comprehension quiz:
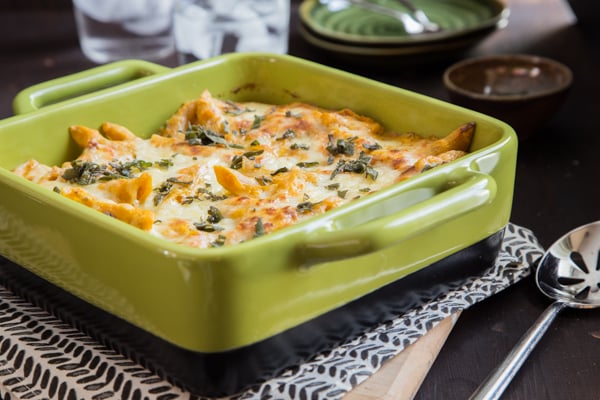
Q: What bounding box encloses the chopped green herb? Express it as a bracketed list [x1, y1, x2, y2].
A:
[358, 152, 373, 164]
[62, 159, 152, 185]
[231, 149, 264, 169]
[296, 161, 319, 168]
[181, 196, 195, 205]
[243, 149, 264, 159]
[153, 177, 193, 206]
[197, 187, 227, 201]
[325, 183, 340, 190]
[62, 161, 106, 185]
[155, 158, 174, 169]
[252, 115, 265, 129]
[271, 167, 289, 176]
[277, 129, 295, 140]
[250, 139, 261, 146]
[166, 177, 192, 185]
[230, 155, 244, 170]
[326, 135, 356, 157]
[185, 123, 228, 146]
[53, 186, 61, 194]
[110, 159, 153, 178]
[290, 143, 310, 150]
[363, 142, 382, 151]
[211, 235, 227, 247]
[194, 221, 224, 232]
[359, 187, 371, 193]
[224, 101, 248, 115]
[207, 206, 223, 224]
[365, 167, 379, 180]
[254, 218, 265, 238]
[297, 201, 320, 213]
[255, 176, 273, 186]
[153, 181, 173, 206]
[337, 190, 348, 198]
[330, 152, 378, 181]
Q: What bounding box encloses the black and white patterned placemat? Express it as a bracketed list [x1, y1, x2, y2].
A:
[0, 223, 544, 400]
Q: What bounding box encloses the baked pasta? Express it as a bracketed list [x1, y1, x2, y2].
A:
[13, 90, 475, 248]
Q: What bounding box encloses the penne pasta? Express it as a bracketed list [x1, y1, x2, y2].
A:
[13, 90, 474, 248]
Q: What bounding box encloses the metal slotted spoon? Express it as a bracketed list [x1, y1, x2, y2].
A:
[470, 220, 600, 400]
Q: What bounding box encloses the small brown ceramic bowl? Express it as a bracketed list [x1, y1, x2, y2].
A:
[443, 54, 573, 140]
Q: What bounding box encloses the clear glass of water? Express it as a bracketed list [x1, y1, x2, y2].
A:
[72, 0, 175, 64]
[173, 0, 290, 64]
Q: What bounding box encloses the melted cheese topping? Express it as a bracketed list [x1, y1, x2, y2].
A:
[13, 90, 475, 248]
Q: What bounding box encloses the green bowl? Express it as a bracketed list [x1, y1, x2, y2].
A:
[2, 53, 517, 353]
[299, 0, 508, 45]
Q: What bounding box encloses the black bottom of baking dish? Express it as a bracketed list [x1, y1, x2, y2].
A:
[0, 229, 503, 397]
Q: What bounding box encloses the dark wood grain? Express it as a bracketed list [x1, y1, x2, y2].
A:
[1, 1, 599, 399]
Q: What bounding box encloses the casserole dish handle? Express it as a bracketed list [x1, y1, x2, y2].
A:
[12, 60, 170, 114]
[298, 170, 497, 266]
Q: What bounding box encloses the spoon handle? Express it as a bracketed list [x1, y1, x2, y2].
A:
[469, 300, 568, 400]
[394, 0, 440, 31]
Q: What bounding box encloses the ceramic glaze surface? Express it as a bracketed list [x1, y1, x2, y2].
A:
[300, 0, 507, 44]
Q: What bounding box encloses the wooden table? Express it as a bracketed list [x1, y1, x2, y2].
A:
[2, 0, 600, 399]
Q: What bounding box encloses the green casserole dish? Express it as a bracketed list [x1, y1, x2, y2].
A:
[0, 53, 516, 393]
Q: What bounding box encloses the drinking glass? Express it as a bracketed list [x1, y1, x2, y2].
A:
[173, 0, 290, 64]
[72, 0, 175, 64]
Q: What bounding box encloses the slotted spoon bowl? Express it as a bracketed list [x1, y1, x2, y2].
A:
[471, 220, 600, 400]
